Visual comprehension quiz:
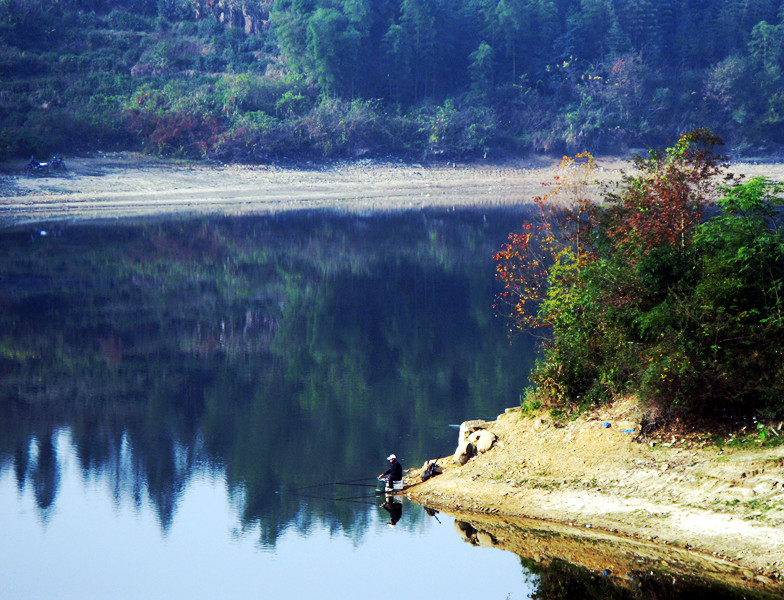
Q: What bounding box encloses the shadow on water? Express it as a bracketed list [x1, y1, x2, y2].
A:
[0, 208, 536, 543]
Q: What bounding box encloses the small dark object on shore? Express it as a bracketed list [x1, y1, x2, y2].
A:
[422, 459, 441, 482]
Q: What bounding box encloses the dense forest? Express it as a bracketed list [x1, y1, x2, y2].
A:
[1, 0, 784, 161]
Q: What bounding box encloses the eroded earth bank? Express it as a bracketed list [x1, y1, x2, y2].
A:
[403, 399, 784, 597]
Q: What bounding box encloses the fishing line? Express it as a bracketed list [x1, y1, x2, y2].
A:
[334, 493, 384, 501]
[334, 493, 381, 504]
[289, 491, 338, 501]
[334, 498, 378, 506]
[291, 482, 339, 492]
[338, 477, 378, 484]
[291, 476, 377, 492]
[335, 482, 378, 488]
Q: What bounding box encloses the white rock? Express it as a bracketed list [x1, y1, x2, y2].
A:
[475, 430, 497, 453]
[453, 441, 475, 465]
[459, 419, 490, 444]
[476, 531, 495, 547]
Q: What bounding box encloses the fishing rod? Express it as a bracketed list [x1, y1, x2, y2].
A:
[424, 506, 441, 524]
[291, 476, 378, 492]
[335, 482, 378, 488]
[289, 489, 382, 505]
[333, 493, 381, 505]
[334, 492, 384, 502]
[289, 491, 338, 501]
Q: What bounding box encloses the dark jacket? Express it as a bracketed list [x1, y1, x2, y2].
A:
[383, 459, 403, 482]
[383, 499, 403, 525]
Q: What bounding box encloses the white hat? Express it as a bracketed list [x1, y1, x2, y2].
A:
[387, 454, 396, 460]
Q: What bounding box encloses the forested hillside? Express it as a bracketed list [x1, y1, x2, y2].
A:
[2, 0, 783, 161]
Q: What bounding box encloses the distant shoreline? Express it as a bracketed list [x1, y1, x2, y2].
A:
[0, 152, 572, 227]
[3, 152, 784, 228]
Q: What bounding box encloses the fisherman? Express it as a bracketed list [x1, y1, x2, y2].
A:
[379, 454, 402, 492]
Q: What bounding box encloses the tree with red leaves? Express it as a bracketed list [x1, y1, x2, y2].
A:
[605, 128, 728, 258]
[498, 130, 784, 420]
[493, 152, 599, 333]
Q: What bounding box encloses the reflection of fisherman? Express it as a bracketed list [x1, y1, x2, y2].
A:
[379, 454, 402, 492]
[382, 495, 403, 526]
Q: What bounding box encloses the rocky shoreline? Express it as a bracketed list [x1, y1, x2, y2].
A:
[403, 399, 784, 596]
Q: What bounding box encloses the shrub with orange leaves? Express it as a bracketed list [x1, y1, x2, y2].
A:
[498, 130, 784, 421]
[493, 152, 599, 333]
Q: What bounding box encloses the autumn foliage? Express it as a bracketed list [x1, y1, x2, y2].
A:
[493, 152, 599, 331]
[495, 131, 784, 419]
[605, 129, 726, 257]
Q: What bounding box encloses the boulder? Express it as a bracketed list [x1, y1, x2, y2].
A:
[469, 430, 497, 453]
[459, 419, 490, 444]
[476, 531, 496, 548]
[453, 441, 475, 465]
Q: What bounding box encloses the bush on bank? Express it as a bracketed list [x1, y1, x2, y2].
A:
[495, 131, 784, 421]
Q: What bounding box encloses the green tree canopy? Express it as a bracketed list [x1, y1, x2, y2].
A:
[496, 132, 784, 419]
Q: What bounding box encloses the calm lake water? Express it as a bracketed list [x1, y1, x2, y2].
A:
[0, 209, 765, 599]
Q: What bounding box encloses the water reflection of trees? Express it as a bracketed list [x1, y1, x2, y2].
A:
[522, 558, 772, 600]
[0, 210, 535, 545]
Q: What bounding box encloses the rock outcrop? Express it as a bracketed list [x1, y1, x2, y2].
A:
[454, 419, 497, 463]
[458, 419, 490, 444]
[453, 440, 475, 465]
[469, 429, 497, 453]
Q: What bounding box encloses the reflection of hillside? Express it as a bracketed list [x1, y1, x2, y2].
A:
[445, 511, 779, 599]
[0, 210, 534, 545]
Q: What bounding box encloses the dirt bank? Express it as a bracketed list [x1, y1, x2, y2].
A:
[403, 399, 784, 595]
[3, 152, 784, 227]
[0, 153, 569, 226]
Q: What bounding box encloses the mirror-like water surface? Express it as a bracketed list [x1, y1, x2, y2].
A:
[1, 210, 538, 599]
[1, 429, 537, 600]
[0, 210, 767, 599]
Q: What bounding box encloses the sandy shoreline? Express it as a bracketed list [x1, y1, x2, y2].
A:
[403, 401, 784, 595]
[0, 152, 565, 227]
[3, 152, 783, 227]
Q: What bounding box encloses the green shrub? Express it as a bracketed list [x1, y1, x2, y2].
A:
[197, 18, 223, 37]
[508, 136, 784, 421]
[415, 99, 500, 158]
[107, 9, 154, 32]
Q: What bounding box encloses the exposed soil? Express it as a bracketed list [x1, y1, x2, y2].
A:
[403, 399, 784, 596]
[0, 153, 576, 226]
[2, 151, 783, 227]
